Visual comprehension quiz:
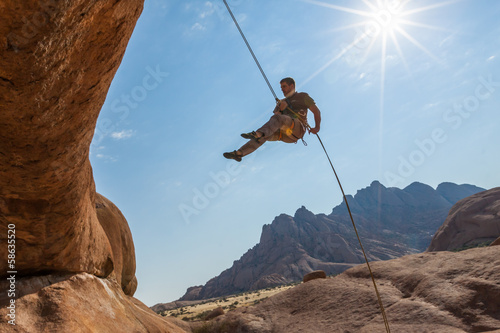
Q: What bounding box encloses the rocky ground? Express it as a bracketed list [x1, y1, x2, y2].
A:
[201, 245, 500, 333]
[155, 284, 296, 322]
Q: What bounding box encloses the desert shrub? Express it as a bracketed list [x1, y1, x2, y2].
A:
[452, 241, 493, 252]
[192, 320, 239, 333]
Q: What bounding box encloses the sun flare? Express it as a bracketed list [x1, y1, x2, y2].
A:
[301, 0, 459, 175]
[367, 1, 404, 36]
[303, 0, 458, 107]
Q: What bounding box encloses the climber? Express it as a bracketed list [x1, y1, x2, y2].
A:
[223, 77, 321, 162]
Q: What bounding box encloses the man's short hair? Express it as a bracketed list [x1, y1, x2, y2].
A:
[280, 77, 295, 86]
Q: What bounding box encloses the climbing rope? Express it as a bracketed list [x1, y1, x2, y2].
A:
[222, 1, 392, 331]
[222, 0, 279, 101]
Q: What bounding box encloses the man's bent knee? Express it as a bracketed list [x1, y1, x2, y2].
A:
[272, 113, 292, 126]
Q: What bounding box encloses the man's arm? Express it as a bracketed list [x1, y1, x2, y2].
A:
[309, 104, 321, 134]
[274, 99, 288, 114]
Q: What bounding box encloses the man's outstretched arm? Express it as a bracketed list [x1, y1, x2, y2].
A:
[309, 104, 321, 134]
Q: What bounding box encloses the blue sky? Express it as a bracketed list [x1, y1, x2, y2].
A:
[90, 0, 500, 306]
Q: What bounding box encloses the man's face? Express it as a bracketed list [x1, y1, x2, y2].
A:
[280, 82, 294, 97]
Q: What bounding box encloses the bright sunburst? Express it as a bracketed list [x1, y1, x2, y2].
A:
[301, 0, 458, 175]
[303, 0, 458, 87]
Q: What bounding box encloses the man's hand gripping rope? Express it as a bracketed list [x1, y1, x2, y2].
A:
[274, 98, 319, 135]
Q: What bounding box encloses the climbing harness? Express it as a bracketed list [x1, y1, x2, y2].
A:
[278, 119, 294, 141]
[280, 98, 308, 145]
[278, 115, 307, 146]
[222, 1, 391, 332]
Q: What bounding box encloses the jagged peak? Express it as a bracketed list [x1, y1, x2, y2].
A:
[403, 181, 434, 192]
[294, 206, 315, 221]
[177, 180, 487, 302]
[370, 180, 386, 188]
[333, 180, 484, 214]
[353, 180, 387, 197]
[436, 182, 486, 205]
[437, 181, 458, 188]
[436, 182, 485, 191]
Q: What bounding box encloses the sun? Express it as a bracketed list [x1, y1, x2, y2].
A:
[301, 0, 458, 108]
[368, 1, 404, 35]
[301, 1, 455, 90]
[300, 0, 458, 174]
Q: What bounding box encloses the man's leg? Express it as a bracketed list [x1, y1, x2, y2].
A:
[224, 114, 295, 161]
[257, 113, 294, 138]
[238, 136, 266, 157]
[238, 114, 293, 156]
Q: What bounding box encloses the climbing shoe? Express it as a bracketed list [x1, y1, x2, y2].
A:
[223, 151, 242, 162]
[241, 131, 262, 142]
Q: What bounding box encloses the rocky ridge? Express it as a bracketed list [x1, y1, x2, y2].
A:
[191, 187, 500, 332]
[176, 181, 485, 301]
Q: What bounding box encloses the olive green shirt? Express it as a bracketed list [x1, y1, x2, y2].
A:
[275, 92, 315, 122]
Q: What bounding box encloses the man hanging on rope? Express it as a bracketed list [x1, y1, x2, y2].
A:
[223, 77, 321, 162]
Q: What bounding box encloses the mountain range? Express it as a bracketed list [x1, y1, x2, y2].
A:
[178, 181, 485, 301]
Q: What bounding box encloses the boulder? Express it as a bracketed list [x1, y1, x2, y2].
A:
[303, 270, 327, 283]
[95, 193, 137, 295]
[428, 188, 500, 251]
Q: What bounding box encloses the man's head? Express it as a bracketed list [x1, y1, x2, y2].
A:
[280, 77, 295, 97]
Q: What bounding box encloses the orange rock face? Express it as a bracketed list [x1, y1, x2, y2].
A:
[0, 273, 188, 333]
[0, 1, 186, 331]
[0, 0, 144, 279]
[95, 193, 137, 296]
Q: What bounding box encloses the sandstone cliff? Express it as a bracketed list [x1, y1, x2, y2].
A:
[0, 1, 185, 332]
[176, 181, 484, 301]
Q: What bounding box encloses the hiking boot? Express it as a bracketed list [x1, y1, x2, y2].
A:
[223, 150, 242, 162]
[241, 131, 262, 142]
